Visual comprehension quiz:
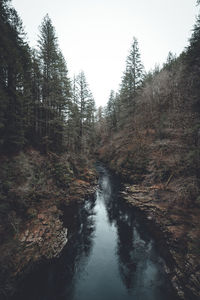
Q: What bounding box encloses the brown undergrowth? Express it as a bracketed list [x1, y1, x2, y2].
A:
[98, 124, 200, 299]
[0, 148, 97, 298]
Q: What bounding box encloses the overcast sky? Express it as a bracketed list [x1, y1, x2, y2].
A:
[12, 0, 198, 107]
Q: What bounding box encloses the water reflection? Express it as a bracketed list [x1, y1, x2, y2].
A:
[95, 164, 178, 300]
[11, 196, 96, 300]
[10, 164, 179, 300]
[58, 196, 96, 299]
[116, 211, 135, 290]
[97, 166, 138, 290]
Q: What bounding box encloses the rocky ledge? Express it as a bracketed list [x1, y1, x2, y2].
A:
[0, 169, 98, 299]
[121, 184, 200, 300]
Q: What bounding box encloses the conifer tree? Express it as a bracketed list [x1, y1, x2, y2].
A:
[37, 14, 71, 152]
[120, 37, 144, 109]
[118, 37, 144, 126]
[106, 90, 117, 131]
[185, 13, 200, 112]
[73, 71, 95, 152]
[0, 0, 31, 152]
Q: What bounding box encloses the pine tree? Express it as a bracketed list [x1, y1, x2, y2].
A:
[119, 37, 144, 125]
[37, 14, 71, 152]
[73, 71, 95, 152]
[30, 49, 42, 144]
[185, 13, 200, 112]
[121, 37, 144, 103]
[65, 76, 80, 152]
[187, 14, 200, 65]
[38, 14, 58, 148]
[0, 0, 31, 152]
[126, 37, 144, 93]
[106, 90, 117, 131]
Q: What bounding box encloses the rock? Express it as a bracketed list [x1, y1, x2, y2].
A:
[0, 165, 97, 299]
[120, 183, 200, 300]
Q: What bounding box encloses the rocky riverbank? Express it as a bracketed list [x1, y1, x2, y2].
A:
[0, 150, 98, 299]
[120, 184, 200, 300]
[98, 120, 200, 300]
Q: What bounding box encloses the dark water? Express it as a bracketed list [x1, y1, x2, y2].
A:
[12, 164, 178, 300]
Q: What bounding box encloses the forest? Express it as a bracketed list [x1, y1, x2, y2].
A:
[0, 3, 95, 154]
[0, 0, 200, 299]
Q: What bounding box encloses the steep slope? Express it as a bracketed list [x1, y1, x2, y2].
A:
[97, 42, 200, 299]
[98, 121, 200, 299]
[0, 149, 97, 298]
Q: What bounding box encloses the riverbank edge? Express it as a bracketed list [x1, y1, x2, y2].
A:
[0, 151, 98, 299]
[1, 182, 98, 300]
[119, 182, 200, 300]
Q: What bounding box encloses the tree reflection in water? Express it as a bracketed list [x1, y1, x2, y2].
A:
[11, 196, 96, 300]
[11, 164, 178, 300]
[99, 166, 174, 298]
[98, 166, 137, 291]
[58, 196, 96, 299]
[99, 170, 137, 291]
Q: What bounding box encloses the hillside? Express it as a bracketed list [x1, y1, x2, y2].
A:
[98, 122, 200, 299]
[97, 22, 200, 300]
[0, 149, 97, 297]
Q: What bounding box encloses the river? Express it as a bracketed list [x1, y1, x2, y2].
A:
[12, 164, 179, 300]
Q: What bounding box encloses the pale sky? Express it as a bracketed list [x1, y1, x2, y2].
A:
[12, 0, 198, 107]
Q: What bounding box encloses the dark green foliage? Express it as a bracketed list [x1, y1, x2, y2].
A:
[0, 0, 31, 152]
[184, 13, 200, 112]
[104, 37, 145, 131]
[71, 71, 96, 153]
[120, 37, 144, 113]
[36, 14, 72, 152]
[0, 3, 89, 155]
[105, 90, 118, 131]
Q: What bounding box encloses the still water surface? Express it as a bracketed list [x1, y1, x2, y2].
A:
[13, 164, 178, 300]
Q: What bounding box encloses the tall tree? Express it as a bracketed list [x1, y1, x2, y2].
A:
[117, 37, 144, 127]
[37, 14, 71, 152]
[0, 0, 31, 152]
[185, 12, 200, 113]
[29, 49, 42, 143]
[38, 14, 58, 146]
[106, 90, 118, 131]
[73, 71, 95, 152]
[120, 37, 144, 109]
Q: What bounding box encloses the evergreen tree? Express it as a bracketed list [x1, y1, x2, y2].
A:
[163, 52, 177, 71]
[187, 14, 200, 65]
[65, 76, 80, 152]
[37, 14, 71, 152]
[0, 2, 96, 156]
[126, 37, 144, 93]
[116, 37, 144, 126]
[120, 37, 144, 110]
[73, 71, 95, 152]
[30, 49, 42, 143]
[106, 90, 117, 131]
[38, 14, 58, 148]
[118, 37, 144, 127]
[0, 0, 31, 152]
[185, 13, 200, 112]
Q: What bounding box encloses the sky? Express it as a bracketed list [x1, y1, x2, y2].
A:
[12, 0, 198, 107]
